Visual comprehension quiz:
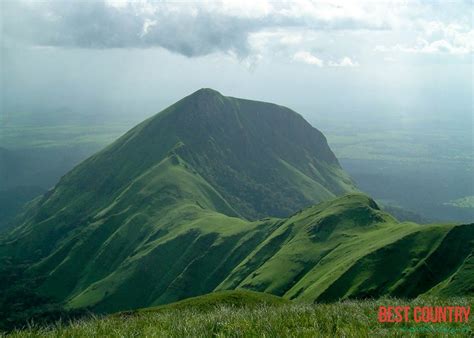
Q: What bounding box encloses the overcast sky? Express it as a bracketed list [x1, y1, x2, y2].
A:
[1, 0, 473, 130]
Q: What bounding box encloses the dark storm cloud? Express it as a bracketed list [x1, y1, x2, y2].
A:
[3, 1, 256, 57]
[2, 0, 389, 58]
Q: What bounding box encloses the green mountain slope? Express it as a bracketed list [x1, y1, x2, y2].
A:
[5, 153, 276, 313]
[0, 89, 472, 323]
[217, 194, 473, 301]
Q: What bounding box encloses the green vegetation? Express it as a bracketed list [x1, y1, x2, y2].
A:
[0, 123, 132, 150]
[135, 290, 288, 313]
[324, 126, 473, 166]
[218, 194, 473, 301]
[1, 89, 472, 332]
[8, 291, 473, 337]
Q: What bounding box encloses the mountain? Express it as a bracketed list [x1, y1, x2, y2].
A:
[0, 89, 472, 323]
[218, 194, 473, 301]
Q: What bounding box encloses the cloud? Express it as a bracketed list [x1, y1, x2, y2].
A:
[3, 0, 472, 62]
[3, 1, 255, 57]
[375, 39, 472, 55]
[375, 21, 473, 55]
[293, 53, 360, 68]
[2, 0, 404, 58]
[328, 57, 359, 67]
[293, 51, 324, 66]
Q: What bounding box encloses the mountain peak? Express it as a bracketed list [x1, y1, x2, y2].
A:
[190, 88, 223, 98]
[29, 90, 355, 222]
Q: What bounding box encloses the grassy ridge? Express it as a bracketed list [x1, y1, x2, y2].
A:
[1, 158, 472, 316]
[0, 88, 357, 315]
[218, 195, 473, 302]
[6, 183, 470, 315]
[8, 291, 473, 337]
[1, 89, 472, 329]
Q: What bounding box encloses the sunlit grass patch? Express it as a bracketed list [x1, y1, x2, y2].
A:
[8, 295, 473, 337]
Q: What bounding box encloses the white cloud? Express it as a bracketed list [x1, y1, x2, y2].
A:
[293, 51, 324, 66]
[328, 57, 359, 67]
[375, 38, 472, 55]
[141, 19, 157, 37]
[214, 0, 273, 19]
[293, 53, 360, 68]
[375, 21, 474, 56]
[104, 0, 129, 9]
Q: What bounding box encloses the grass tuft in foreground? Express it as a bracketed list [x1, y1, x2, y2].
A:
[7, 292, 473, 337]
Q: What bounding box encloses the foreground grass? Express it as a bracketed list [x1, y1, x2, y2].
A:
[6, 295, 473, 337]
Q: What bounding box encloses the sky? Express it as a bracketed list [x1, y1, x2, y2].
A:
[1, 0, 473, 131]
